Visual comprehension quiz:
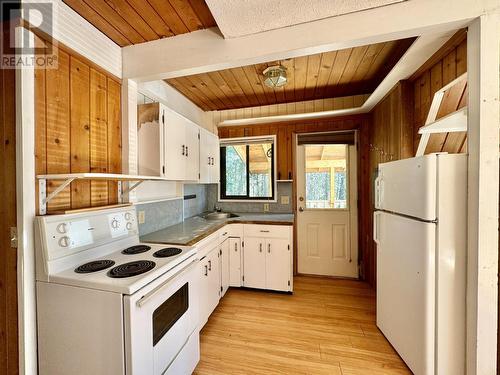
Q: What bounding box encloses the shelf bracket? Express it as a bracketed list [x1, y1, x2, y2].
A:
[120, 180, 144, 199]
[39, 177, 76, 215]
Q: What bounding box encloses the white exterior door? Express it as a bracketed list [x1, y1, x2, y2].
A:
[265, 238, 290, 291]
[242, 237, 266, 289]
[296, 143, 358, 277]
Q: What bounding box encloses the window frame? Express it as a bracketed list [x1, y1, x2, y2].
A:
[219, 135, 277, 202]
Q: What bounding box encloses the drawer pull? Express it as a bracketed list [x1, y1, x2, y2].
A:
[268, 243, 271, 253]
[260, 230, 270, 233]
[234, 243, 238, 252]
[259, 243, 262, 252]
[204, 265, 208, 276]
[208, 260, 212, 271]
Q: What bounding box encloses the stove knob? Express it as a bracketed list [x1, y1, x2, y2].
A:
[111, 219, 119, 229]
[58, 236, 70, 248]
[124, 212, 132, 220]
[56, 223, 68, 234]
[126, 222, 133, 230]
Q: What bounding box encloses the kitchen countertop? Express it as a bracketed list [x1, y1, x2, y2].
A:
[140, 212, 294, 246]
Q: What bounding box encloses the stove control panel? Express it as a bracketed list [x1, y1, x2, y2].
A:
[38, 207, 139, 261]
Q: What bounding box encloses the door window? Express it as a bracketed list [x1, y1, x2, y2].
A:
[304, 144, 348, 209]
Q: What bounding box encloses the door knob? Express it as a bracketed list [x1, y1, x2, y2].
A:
[298, 207, 304, 212]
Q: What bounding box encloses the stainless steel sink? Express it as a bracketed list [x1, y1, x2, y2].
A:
[201, 212, 239, 220]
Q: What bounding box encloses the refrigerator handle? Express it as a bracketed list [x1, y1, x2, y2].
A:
[373, 212, 381, 245]
[374, 177, 384, 208]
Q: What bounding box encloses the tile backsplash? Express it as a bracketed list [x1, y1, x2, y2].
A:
[207, 182, 293, 213]
[136, 182, 292, 236]
[136, 198, 183, 236]
[183, 184, 209, 219]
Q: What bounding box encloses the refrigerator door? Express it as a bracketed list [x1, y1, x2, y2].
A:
[375, 154, 437, 221]
[375, 211, 435, 375]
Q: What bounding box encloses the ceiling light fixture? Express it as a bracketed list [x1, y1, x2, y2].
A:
[263, 65, 287, 88]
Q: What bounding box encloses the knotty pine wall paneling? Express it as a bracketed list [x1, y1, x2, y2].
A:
[366, 81, 414, 286]
[412, 35, 467, 154]
[35, 36, 122, 214]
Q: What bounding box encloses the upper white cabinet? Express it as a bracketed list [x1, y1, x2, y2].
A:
[199, 128, 220, 183]
[138, 102, 217, 182]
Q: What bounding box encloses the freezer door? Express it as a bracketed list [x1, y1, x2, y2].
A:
[375, 211, 435, 375]
[375, 154, 437, 221]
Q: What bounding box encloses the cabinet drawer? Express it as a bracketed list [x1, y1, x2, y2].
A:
[243, 224, 290, 239]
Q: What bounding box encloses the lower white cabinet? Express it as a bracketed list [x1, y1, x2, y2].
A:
[229, 237, 242, 287]
[242, 225, 293, 292]
[220, 238, 230, 297]
[243, 237, 267, 289]
[198, 246, 220, 327]
[198, 224, 292, 328]
[265, 238, 291, 291]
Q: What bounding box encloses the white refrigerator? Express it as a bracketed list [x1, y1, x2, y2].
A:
[373, 153, 466, 375]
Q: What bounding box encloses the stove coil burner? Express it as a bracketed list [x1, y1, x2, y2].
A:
[153, 247, 183, 258]
[75, 260, 115, 274]
[121, 245, 151, 255]
[107, 260, 156, 278]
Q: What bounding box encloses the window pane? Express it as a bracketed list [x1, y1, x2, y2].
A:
[305, 144, 348, 209]
[225, 145, 247, 196]
[249, 143, 272, 198]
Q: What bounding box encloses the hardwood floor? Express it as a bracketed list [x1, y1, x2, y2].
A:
[194, 276, 411, 375]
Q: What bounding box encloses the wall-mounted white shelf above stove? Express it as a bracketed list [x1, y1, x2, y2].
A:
[36, 173, 169, 215]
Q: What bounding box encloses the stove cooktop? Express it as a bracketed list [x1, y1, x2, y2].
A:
[52, 242, 197, 294]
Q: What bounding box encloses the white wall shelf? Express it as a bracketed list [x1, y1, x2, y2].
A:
[36, 173, 169, 215]
[418, 107, 467, 134]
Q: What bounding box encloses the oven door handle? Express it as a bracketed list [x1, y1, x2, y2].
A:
[136, 258, 197, 308]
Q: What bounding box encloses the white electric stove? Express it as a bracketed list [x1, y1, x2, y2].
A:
[35, 206, 200, 375]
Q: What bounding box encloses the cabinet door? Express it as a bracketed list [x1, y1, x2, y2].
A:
[164, 107, 186, 180]
[209, 133, 220, 183]
[185, 121, 200, 181]
[199, 129, 211, 183]
[220, 239, 230, 296]
[229, 237, 241, 287]
[243, 237, 266, 289]
[265, 238, 291, 292]
[198, 258, 210, 327]
[207, 248, 220, 315]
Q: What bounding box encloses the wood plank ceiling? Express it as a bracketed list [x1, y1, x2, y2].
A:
[166, 37, 415, 111]
[62, 0, 217, 47]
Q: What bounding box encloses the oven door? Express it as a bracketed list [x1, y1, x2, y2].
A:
[123, 257, 199, 375]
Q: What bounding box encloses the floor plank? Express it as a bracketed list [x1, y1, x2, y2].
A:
[194, 276, 411, 374]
